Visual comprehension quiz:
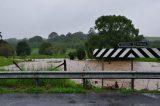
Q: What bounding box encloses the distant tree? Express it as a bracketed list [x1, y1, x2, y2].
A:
[16, 41, 31, 56]
[66, 32, 72, 37]
[76, 48, 86, 60]
[0, 41, 14, 57]
[29, 36, 43, 42]
[5, 38, 18, 48]
[60, 34, 65, 37]
[88, 27, 96, 36]
[48, 32, 59, 42]
[39, 42, 53, 55]
[86, 15, 144, 58]
[28, 35, 43, 48]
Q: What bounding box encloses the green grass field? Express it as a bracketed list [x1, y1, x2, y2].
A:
[25, 48, 68, 59]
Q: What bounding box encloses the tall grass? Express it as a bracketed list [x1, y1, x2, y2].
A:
[0, 64, 87, 93]
[0, 57, 13, 66]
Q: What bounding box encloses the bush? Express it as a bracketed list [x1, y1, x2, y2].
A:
[0, 40, 14, 57]
[16, 41, 31, 56]
[39, 42, 53, 55]
[76, 48, 86, 60]
[68, 52, 76, 60]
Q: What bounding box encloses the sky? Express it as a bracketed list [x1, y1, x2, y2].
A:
[0, 0, 160, 39]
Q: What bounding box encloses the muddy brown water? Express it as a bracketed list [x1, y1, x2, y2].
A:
[2, 59, 160, 90]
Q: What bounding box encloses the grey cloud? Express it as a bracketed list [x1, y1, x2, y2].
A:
[0, 0, 160, 38]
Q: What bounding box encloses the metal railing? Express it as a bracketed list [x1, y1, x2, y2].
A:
[1, 71, 160, 89]
[0, 71, 160, 79]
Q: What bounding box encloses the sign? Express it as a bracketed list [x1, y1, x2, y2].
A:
[118, 42, 134, 47]
[135, 42, 148, 47]
[93, 48, 160, 58]
[118, 41, 148, 47]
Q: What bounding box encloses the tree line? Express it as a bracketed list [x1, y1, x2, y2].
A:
[1, 15, 158, 59]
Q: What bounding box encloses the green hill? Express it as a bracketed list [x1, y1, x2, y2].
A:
[145, 37, 160, 41]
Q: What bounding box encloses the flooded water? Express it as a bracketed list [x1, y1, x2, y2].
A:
[1, 59, 160, 90]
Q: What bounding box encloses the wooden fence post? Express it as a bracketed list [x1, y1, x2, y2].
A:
[64, 59, 67, 71]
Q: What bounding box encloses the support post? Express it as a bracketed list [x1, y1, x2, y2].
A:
[131, 59, 134, 90]
[64, 59, 67, 71]
[102, 59, 104, 88]
[82, 69, 87, 88]
[35, 78, 39, 87]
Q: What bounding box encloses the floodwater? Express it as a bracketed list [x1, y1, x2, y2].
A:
[1, 59, 160, 90]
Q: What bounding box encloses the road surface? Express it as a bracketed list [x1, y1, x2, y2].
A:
[0, 93, 160, 106]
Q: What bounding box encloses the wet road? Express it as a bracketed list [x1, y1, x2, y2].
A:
[0, 93, 160, 106]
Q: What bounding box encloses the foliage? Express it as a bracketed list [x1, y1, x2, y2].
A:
[5, 38, 18, 48]
[145, 37, 160, 42]
[47, 32, 59, 42]
[0, 40, 14, 57]
[29, 36, 43, 42]
[16, 41, 31, 56]
[86, 15, 144, 58]
[5, 31, 88, 56]
[28, 36, 43, 48]
[39, 42, 53, 55]
[76, 48, 86, 60]
[88, 27, 96, 36]
[148, 40, 160, 48]
[68, 52, 76, 60]
[48, 31, 87, 51]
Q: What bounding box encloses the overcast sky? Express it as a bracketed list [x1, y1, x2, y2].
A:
[0, 0, 160, 39]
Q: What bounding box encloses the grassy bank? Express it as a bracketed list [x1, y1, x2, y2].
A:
[134, 58, 160, 62]
[0, 57, 14, 67]
[0, 79, 160, 93]
[0, 79, 102, 93]
[16, 54, 68, 59]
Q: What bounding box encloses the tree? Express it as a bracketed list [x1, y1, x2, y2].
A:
[16, 41, 31, 56]
[95, 15, 144, 46]
[0, 41, 14, 57]
[88, 27, 96, 36]
[86, 15, 144, 58]
[48, 32, 59, 42]
[28, 35, 43, 48]
[29, 36, 43, 42]
[39, 42, 53, 55]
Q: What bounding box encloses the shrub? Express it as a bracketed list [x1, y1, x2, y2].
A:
[16, 41, 31, 56]
[76, 48, 86, 60]
[68, 52, 76, 60]
[39, 42, 53, 55]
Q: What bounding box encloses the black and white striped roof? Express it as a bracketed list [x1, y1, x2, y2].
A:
[93, 48, 160, 58]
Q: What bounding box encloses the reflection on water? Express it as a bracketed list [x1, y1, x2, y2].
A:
[2, 59, 160, 90]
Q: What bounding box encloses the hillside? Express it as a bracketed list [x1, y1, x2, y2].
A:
[145, 37, 160, 41]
